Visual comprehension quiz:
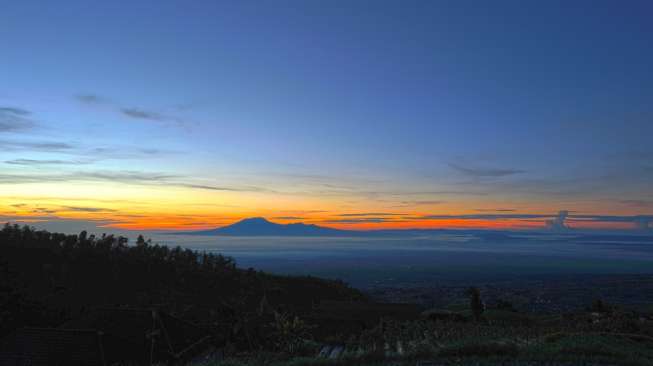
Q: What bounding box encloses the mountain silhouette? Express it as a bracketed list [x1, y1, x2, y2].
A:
[176, 218, 511, 237]
[174, 219, 582, 238]
[182, 217, 355, 236]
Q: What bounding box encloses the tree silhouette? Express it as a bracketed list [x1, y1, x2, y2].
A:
[0, 223, 363, 341]
[466, 287, 484, 322]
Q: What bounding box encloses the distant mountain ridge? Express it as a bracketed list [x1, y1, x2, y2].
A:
[176, 218, 507, 237]
[181, 217, 357, 236]
[172, 217, 653, 237]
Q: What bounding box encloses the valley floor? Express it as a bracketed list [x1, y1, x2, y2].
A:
[368, 274, 653, 313]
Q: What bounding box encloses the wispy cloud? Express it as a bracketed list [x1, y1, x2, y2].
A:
[410, 211, 653, 231]
[279, 210, 328, 215]
[385, 190, 489, 197]
[401, 200, 445, 205]
[0, 138, 174, 162]
[85, 146, 174, 160]
[418, 213, 549, 220]
[475, 208, 517, 212]
[324, 217, 396, 224]
[0, 170, 269, 193]
[5, 159, 90, 166]
[0, 107, 30, 116]
[272, 216, 305, 220]
[30, 207, 57, 214]
[61, 206, 117, 212]
[121, 108, 165, 121]
[304, 189, 486, 200]
[571, 214, 653, 223]
[0, 139, 74, 152]
[413, 212, 653, 225]
[175, 182, 271, 192]
[570, 214, 653, 231]
[448, 163, 525, 177]
[0, 106, 35, 133]
[337, 212, 404, 217]
[75, 94, 106, 104]
[4, 203, 115, 214]
[620, 200, 653, 208]
[75, 94, 186, 126]
[80, 171, 179, 183]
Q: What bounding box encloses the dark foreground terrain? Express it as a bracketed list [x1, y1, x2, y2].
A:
[1, 224, 653, 366]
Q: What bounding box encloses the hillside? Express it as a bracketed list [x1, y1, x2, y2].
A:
[0, 224, 363, 338]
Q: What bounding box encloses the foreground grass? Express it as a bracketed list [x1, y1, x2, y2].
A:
[197, 333, 653, 366]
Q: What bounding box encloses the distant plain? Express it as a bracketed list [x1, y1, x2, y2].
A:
[149, 231, 653, 288]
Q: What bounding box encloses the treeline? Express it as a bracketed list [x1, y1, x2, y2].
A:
[0, 223, 363, 339]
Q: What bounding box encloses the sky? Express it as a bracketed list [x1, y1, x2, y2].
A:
[1, 0, 652, 233]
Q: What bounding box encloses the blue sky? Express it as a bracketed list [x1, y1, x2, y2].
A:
[1, 1, 652, 231]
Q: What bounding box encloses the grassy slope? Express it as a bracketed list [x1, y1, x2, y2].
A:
[199, 332, 653, 366]
[196, 308, 653, 366]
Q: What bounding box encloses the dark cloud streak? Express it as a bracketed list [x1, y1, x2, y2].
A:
[0, 106, 35, 132]
[121, 108, 165, 121]
[475, 208, 517, 212]
[0, 107, 30, 116]
[0, 140, 74, 152]
[448, 163, 525, 177]
[5, 159, 90, 166]
[337, 212, 404, 217]
[620, 200, 653, 208]
[324, 217, 396, 224]
[75, 94, 106, 104]
[62, 206, 117, 213]
[402, 200, 445, 205]
[75, 94, 186, 125]
[0, 170, 269, 193]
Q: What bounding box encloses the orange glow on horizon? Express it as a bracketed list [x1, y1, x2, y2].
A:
[1, 186, 647, 232]
[97, 216, 639, 232]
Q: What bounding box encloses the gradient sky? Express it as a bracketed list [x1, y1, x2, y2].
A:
[1, 0, 652, 232]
